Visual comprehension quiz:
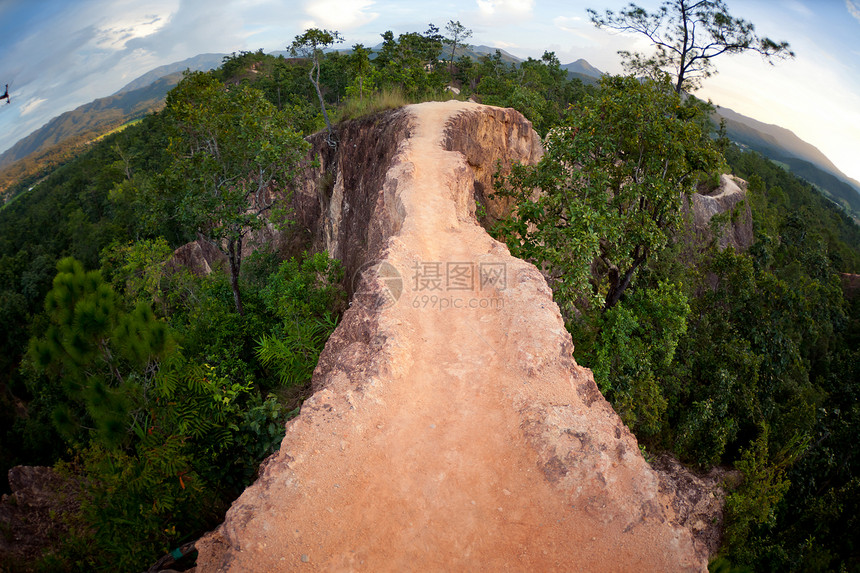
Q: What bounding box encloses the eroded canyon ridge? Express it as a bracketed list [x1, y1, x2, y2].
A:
[193, 101, 725, 572]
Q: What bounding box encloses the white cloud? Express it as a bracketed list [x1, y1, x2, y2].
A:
[847, 0, 860, 24]
[553, 15, 582, 33]
[95, 12, 171, 50]
[476, 0, 534, 20]
[19, 97, 46, 116]
[787, 1, 814, 17]
[303, 0, 378, 30]
[492, 39, 520, 49]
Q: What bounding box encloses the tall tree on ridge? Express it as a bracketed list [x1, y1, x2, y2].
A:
[164, 72, 307, 315]
[291, 28, 344, 144]
[444, 20, 473, 80]
[348, 43, 373, 102]
[588, 0, 794, 93]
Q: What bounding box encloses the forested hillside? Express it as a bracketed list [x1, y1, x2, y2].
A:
[0, 75, 178, 169]
[0, 54, 227, 199]
[0, 21, 858, 572]
[0, 75, 185, 198]
[717, 107, 860, 215]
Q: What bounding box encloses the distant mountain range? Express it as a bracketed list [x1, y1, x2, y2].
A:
[715, 106, 860, 214]
[113, 53, 226, 95]
[443, 45, 603, 83]
[561, 59, 603, 80]
[458, 45, 519, 64]
[2, 47, 857, 216]
[0, 73, 180, 172]
[0, 54, 225, 175]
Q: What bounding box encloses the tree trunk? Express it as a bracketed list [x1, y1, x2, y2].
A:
[227, 239, 245, 316]
[603, 252, 647, 311]
[310, 60, 334, 139]
[675, 0, 690, 94]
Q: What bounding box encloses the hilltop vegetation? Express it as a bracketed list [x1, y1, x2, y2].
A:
[0, 20, 858, 572]
[0, 27, 593, 571]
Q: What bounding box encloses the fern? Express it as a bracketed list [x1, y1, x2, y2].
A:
[256, 313, 337, 386]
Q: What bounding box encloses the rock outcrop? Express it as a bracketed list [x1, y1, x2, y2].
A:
[168, 238, 228, 276]
[686, 173, 753, 251]
[840, 273, 860, 299]
[651, 454, 738, 559]
[193, 102, 714, 571]
[442, 105, 543, 227]
[0, 466, 79, 568]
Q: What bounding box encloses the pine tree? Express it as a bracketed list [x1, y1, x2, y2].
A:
[29, 257, 170, 446]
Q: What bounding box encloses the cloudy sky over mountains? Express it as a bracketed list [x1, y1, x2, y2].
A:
[1, 0, 858, 181]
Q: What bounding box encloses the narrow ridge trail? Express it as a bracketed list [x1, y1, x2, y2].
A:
[194, 101, 704, 572]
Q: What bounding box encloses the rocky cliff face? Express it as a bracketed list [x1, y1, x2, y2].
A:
[686, 173, 753, 251]
[193, 102, 717, 572]
[442, 105, 543, 227]
[840, 273, 860, 299]
[294, 111, 413, 296]
[0, 466, 79, 567]
[168, 238, 228, 275]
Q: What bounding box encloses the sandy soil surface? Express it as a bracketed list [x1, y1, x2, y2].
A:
[194, 101, 704, 572]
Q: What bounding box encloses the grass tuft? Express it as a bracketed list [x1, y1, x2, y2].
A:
[335, 87, 464, 122]
[336, 88, 410, 122]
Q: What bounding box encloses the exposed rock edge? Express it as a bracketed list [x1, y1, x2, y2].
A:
[686, 173, 754, 252]
[193, 102, 711, 572]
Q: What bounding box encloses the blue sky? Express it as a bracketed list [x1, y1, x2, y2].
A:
[1, 0, 859, 181]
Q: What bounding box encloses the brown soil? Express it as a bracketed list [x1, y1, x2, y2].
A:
[193, 101, 707, 572]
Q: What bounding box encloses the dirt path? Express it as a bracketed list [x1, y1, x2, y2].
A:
[194, 101, 704, 572]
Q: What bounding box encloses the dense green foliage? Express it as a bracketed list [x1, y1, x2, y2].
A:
[0, 53, 345, 571]
[0, 20, 858, 572]
[495, 76, 724, 311]
[28, 251, 341, 570]
[493, 71, 860, 571]
[164, 71, 308, 314]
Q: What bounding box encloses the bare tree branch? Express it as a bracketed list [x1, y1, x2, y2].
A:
[589, 0, 794, 92]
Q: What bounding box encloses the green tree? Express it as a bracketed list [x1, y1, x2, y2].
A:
[347, 43, 374, 102]
[588, 0, 793, 93]
[444, 20, 473, 78]
[588, 281, 690, 436]
[100, 238, 173, 310]
[256, 252, 344, 386]
[219, 49, 267, 82]
[723, 424, 807, 564]
[374, 26, 446, 98]
[28, 258, 171, 446]
[26, 257, 298, 570]
[495, 75, 724, 312]
[164, 71, 308, 315]
[290, 28, 344, 140]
